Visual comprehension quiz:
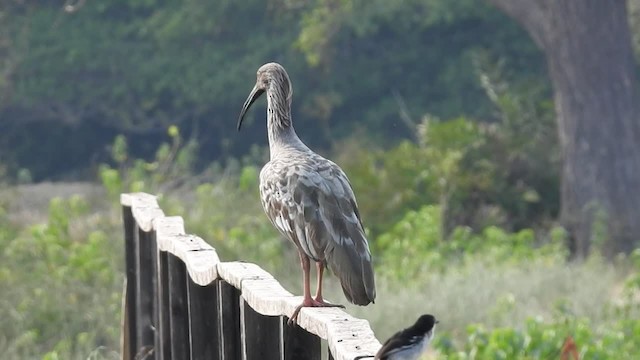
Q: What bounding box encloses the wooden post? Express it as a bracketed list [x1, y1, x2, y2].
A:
[120, 279, 131, 360]
[168, 253, 190, 359]
[122, 205, 137, 360]
[149, 231, 160, 360]
[240, 297, 281, 360]
[282, 320, 321, 360]
[187, 278, 219, 360]
[218, 280, 241, 360]
[134, 227, 156, 358]
[156, 251, 171, 360]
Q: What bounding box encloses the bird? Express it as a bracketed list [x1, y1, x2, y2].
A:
[354, 314, 438, 360]
[237, 62, 376, 324]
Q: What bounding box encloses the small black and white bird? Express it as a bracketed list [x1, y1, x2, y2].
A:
[355, 314, 438, 360]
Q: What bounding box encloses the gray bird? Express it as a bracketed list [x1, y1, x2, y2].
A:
[237, 63, 376, 324]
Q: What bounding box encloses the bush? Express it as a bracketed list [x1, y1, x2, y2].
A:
[100, 126, 198, 199]
[376, 205, 566, 279]
[436, 314, 640, 359]
[0, 196, 122, 359]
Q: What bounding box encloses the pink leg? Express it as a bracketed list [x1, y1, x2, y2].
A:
[300, 253, 314, 305]
[314, 262, 326, 302]
[314, 262, 345, 307]
[289, 253, 314, 325]
[288, 256, 344, 326]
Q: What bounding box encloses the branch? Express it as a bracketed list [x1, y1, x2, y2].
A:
[391, 89, 419, 141]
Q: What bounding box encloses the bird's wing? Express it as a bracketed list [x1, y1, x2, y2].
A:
[260, 158, 376, 304]
[376, 327, 426, 359]
[259, 162, 301, 248]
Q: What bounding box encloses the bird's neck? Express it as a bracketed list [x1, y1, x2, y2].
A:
[266, 87, 307, 158]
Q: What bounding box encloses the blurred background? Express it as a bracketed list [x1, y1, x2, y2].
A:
[1, 0, 639, 359]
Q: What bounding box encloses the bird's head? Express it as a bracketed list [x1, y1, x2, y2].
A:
[414, 314, 438, 335]
[237, 62, 292, 131]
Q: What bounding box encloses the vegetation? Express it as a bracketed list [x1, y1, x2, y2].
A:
[2, 117, 639, 358]
[0, 0, 543, 180]
[2, 1, 640, 359]
[0, 194, 122, 359]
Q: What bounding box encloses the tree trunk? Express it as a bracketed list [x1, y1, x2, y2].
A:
[488, 0, 640, 257]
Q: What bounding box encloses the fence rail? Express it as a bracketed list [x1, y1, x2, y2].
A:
[120, 192, 381, 360]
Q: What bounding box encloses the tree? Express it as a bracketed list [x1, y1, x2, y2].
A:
[487, 0, 640, 256]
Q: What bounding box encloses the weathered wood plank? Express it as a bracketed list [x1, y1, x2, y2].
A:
[283, 319, 321, 360]
[153, 215, 185, 235]
[134, 227, 155, 358]
[278, 297, 380, 360]
[120, 279, 131, 360]
[305, 309, 380, 360]
[154, 216, 183, 360]
[187, 278, 219, 360]
[241, 278, 294, 316]
[157, 251, 171, 360]
[218, 280, 242, 360]
[121, 205, 137, 360]
[155, 216, 220, 286]
[149, 232, 160, 360]
[120, 192, 155, 207]
[168, 253, 190, 359]
[240, 297, 281, 360]
[121, 192, 164, 232]
[215, 261, 273, 289]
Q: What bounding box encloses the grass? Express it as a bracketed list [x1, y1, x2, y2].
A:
[338, 258, 622, 343]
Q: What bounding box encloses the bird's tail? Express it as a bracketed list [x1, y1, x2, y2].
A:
[326, 231, 376, 306]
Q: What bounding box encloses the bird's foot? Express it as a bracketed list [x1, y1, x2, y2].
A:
[313, 296, 345, 308]
[287, 298, 346, 326]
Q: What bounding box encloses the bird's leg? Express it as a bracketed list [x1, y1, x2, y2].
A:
[289, 253, 315, 325]
[313, 262, 345, 308]
[314, 261, 325, 302]
[288, 256, 344, 326]
[301, 254, 315, 305]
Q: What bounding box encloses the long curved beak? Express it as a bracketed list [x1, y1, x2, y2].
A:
[237, 85, 265, 131]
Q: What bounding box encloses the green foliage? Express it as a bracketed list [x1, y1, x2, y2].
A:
[0, 0, 544, 180]
[0, 197, 17, 242]
[336, 78, 557, 238]
[0, 195, 122, 359]
[376, 205, 566, 279]
[100, 126, 198, 198]
[436, 315, 640, 359]
[622, 249, 640, 310]
[334, 117, 486, 237]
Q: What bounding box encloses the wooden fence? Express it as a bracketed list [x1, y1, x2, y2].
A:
[120, 192, 381, 360]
